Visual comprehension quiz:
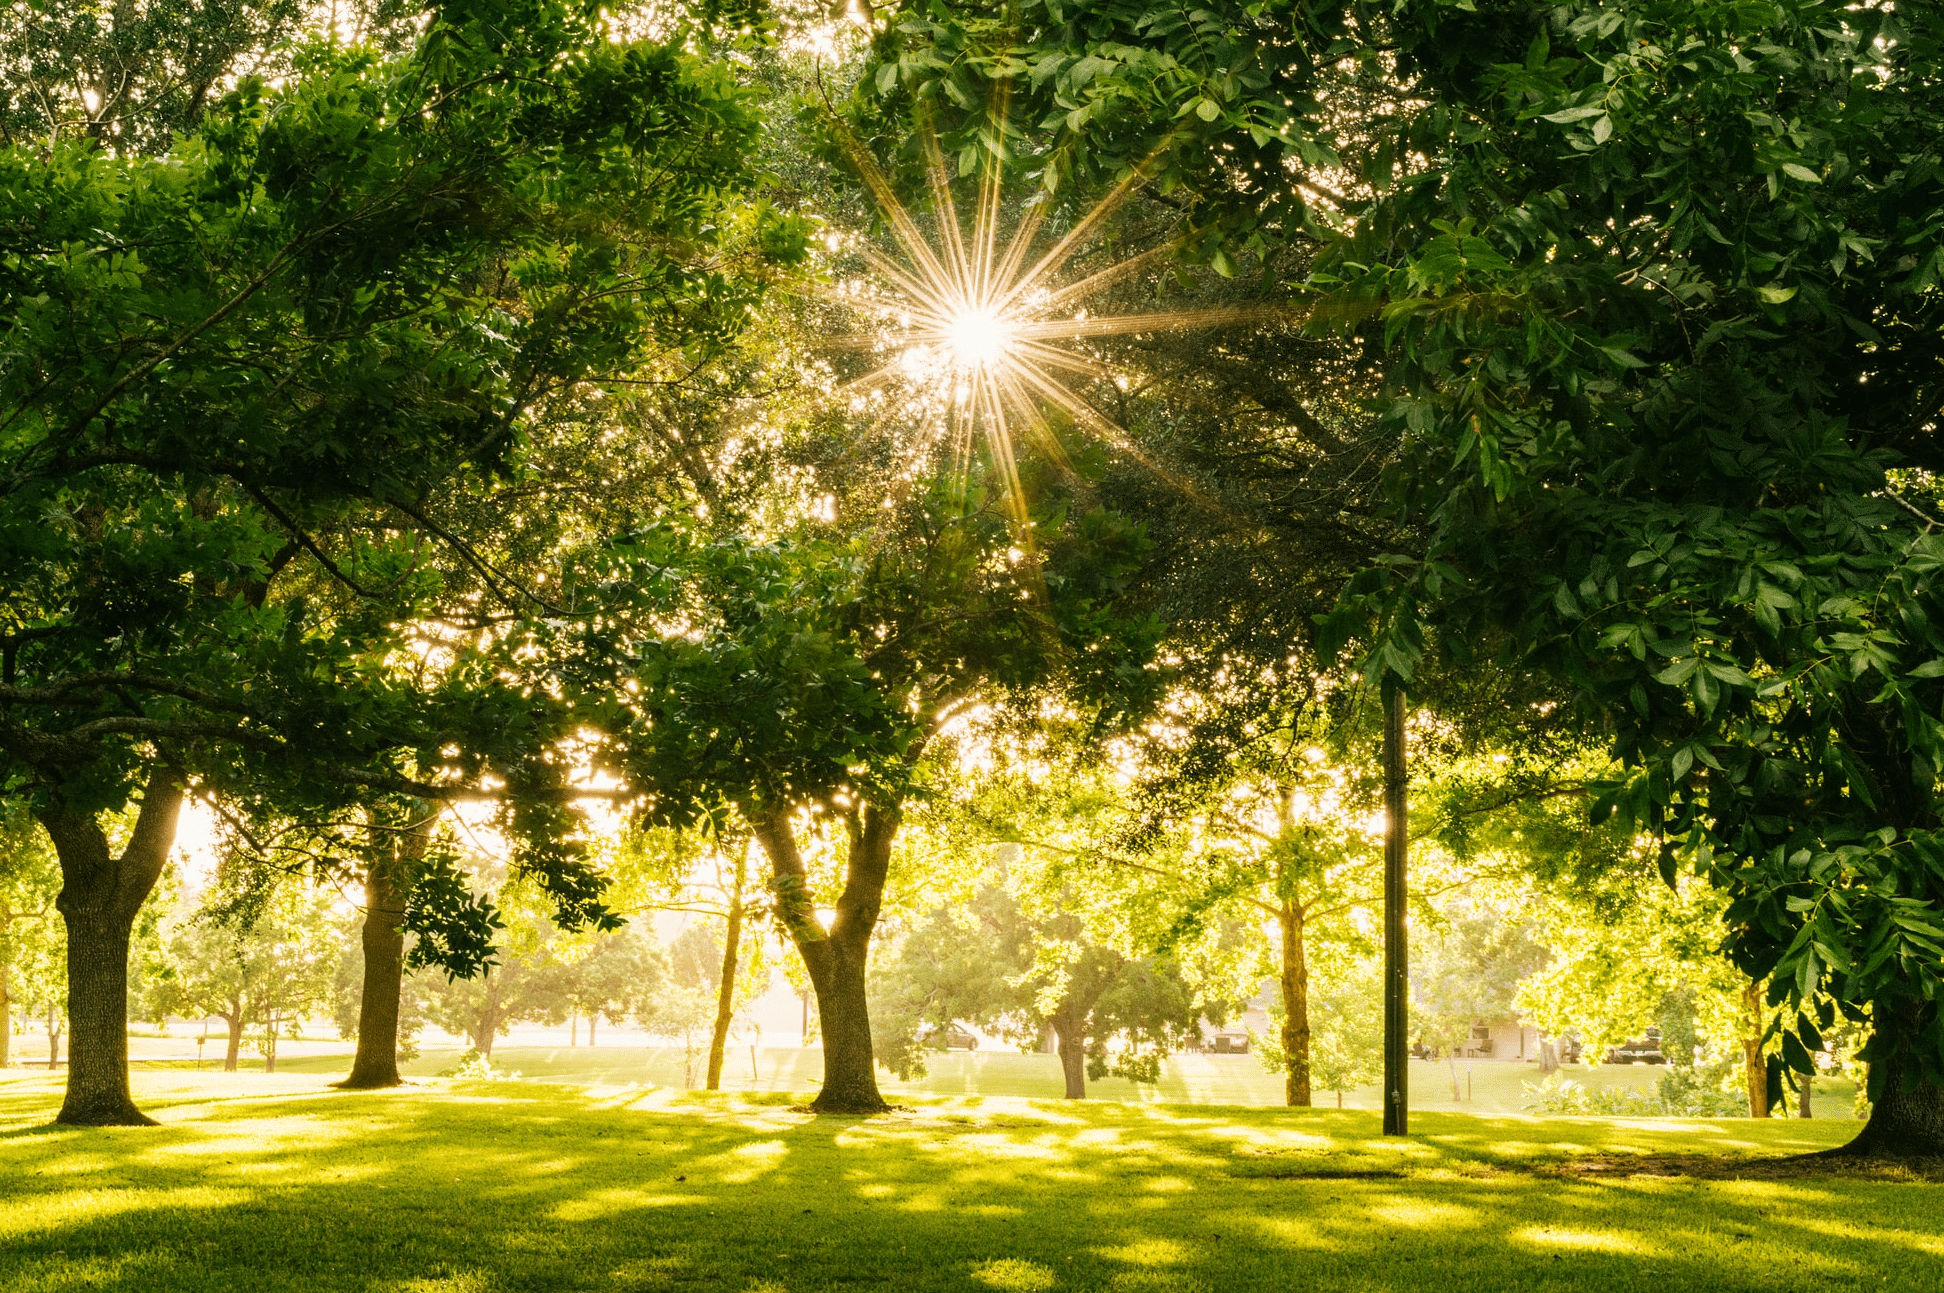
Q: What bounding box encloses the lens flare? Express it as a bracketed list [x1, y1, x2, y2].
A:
[820, 109, 1283, 527]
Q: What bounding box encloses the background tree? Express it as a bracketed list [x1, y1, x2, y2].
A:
[0, 807, 58, 1068]
[152, 875, 338, 1072]
[0, 0, 803, 1124]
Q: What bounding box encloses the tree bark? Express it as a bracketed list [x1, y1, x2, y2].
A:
[1831, 1001, 1944, 1157]
[705, 847, 747, 1091]
[753, 801, 896, 1114]
[1278, 901, 1311, 1107]
[589, 1014, 597, 1046]
[338, 857, 409, 1089]
[38, 768, 184, 1125]
[1051, 1009, 1087, 1099]
[1743, 979, 1769, 1119]
[47, 1004, 61, 1068]
[222, 1011, 242, 1072]
[0, 956, 10, 1069]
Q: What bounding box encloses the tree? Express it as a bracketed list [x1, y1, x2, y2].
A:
[152, 876, 338, 1072]
[0, 0, 802, 1124]
[552, 929, 669, 1048]
[599, 475, 1160, 1112]
[876, 0, 1944, 1156]
[872, 875, 1203, 1100]
[0, 807, 58, 1068]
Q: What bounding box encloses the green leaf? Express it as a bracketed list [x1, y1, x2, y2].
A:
[1541, 105, 1607, 124]
[1757, 283, 1797, 304]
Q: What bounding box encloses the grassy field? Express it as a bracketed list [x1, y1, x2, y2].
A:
[250, 1041, 1859, 1117]
[1, 1069, 1929, 1293]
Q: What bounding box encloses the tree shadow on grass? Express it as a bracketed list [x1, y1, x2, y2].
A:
[1, 1079, 1941, 1292]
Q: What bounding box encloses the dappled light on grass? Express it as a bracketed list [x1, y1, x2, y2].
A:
[0, 1071, 1937, 1292]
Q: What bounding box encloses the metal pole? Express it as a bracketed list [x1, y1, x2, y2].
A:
[1382, 684, 1409, 1136]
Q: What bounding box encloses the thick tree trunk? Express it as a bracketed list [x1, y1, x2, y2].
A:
[1743, 979, 1769, 1119]
[339, 861, 408, 1089]
[1053, 1012, 1087, 1099]
[753, 802, 896, 1114]
[1832, 1002, 1944, 1157]
[223, 1012, 242, 1072]
[1278, 901, 1311, 1107]
[706, 848, 747, 1091]
[37, 770, 183, 1125]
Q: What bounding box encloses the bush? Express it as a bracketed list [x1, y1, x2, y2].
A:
[438, 1049, 521, 1081]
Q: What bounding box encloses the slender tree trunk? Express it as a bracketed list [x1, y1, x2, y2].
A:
[753, 802, 896, 1114]
[223, 1011, 242, 1072]
[1743, 979, 1769, 1119]
[1278, 901, 1311, 1107]
[47, 1004, 60, 1068]
[589, 1014, 597, 1046]
[570, 1014, 578, 1046]
[706, 848, 748, 1091]
[37, 770, 184, 1125]
[1381, 685, 1409, 1136]
[0, 961, 10, 1069]
[1052, 1011, 1087, 1099]
[1798, 1075, 1812, 1119]
[339, 859, 409, 1089]
[264, 1019, 277, 1074]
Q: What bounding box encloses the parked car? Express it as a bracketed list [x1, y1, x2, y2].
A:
[919, 1025, 979, 1051]
[1209, 1030, 1250, 1054]
[1603, 1027, 1666, 1064]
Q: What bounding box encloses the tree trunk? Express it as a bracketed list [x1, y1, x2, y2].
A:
[589, 1014, 597, 1046]
[1743, 979, 1769, 1119]
[1381, 685, 1409, 1137]
[473, 974, 502, 1060]
[339, 859, 408, 1089]
[1832, 1003, 1944, 1157]
[37, 770, 184, 1125]
[1798, 1075, 1812, 1119]
[1052, 1011, 1087, 1099]
[570, 1013, 578, 1046]
[264, 1020, 277, 1074]
[0, 960, 10, 1069]
[47, 1004, 61, 1068]
[706, 848, 748, 1091]
[1277, 901, 1311, 1107]
[753, 801, 896, 1114]
[223, 1011, 242, 1072]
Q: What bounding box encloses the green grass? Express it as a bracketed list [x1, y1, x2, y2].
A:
[0, 1069, 1932, 1293]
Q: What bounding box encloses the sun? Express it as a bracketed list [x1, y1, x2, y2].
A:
[817, 112, 1278, 523]
[946, 307, 1011, 371]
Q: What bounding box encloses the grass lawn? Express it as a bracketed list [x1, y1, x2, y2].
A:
[1, 1070, 1932, 1293]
